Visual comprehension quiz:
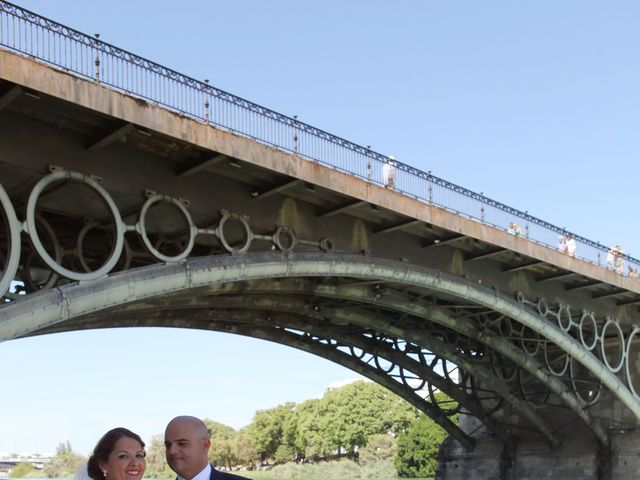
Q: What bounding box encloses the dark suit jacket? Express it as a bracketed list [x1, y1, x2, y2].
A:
[209, 464, 248, 480]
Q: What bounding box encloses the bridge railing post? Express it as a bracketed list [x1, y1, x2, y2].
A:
[204, 79, 210, 125]
[94, 33, 100, 84]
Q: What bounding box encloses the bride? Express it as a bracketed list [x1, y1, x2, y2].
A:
[76, 428, 146, 480]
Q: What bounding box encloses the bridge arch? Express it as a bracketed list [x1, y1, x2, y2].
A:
[3, 251, 638, 448]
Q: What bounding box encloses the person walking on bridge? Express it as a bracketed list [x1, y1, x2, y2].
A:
[382, 155, 397, 189]
[165, 416, 247, 480]
[565, 234, 576, 257]
[607, 245, 624, 274]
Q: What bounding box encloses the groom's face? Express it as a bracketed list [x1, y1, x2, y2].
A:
[164, 421, 210, 480]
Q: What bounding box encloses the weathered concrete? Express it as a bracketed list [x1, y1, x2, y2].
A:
[610, 430, 640, 479]
[438, 435, 605, 480]
[1, 49, 639, 303]
[438, 429, 640, 480]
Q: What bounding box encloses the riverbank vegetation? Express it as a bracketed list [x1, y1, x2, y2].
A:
[14, 381, 453, 479]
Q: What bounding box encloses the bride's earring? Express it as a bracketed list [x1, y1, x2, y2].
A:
[102, 471, 107, 477]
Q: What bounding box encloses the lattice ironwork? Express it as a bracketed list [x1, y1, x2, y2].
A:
[7, 244, 640, 448]
[0, 165, 637, 446]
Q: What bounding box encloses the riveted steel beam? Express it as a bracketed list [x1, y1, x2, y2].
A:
[227, 324, 476, 451]
[298, 282, 608, 444]
[171, 287, 562, 446]
[37, 308, 476, 450]
[163, 283, 607, 445]
[77, 306, 511, 446]
[74, 285, 557, 446]
[0, 252, 630, 444]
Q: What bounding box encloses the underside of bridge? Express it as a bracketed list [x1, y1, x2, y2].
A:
[2, 44, 640, 479]
[1, 251, 639, 479]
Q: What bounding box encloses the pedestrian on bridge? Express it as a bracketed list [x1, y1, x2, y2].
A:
[614, 246, 625, 274]
[607, 245, 624, 274]
[565, 234, 576, 257]
[382, 155, 397, 189]
[557, 234, 566, 252]
[508, 222, 523, 237]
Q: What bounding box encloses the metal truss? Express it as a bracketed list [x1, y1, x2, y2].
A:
[0, 168, 635, 450]
[5, 251, 640, 449]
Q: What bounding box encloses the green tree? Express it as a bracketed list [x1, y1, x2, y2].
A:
[44, 442, 85, 478]
[284, 398, 325, 459]
[9, 463, 35, 478]
[394, 413, 449, 478]
[203, 419, 236, 441]
[273, 444, 295, 464]
[319, 381, 419, 458]
[204, 419, 238, 470]
[232, 429, 258, 467]
[277, 381, 419, 461]
[248, 402, 295, 463]
[358, 433, 397, 463]
[144, 435, 174, 479]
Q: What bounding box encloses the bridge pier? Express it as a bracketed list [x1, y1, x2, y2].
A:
[436, 430, 640, 479]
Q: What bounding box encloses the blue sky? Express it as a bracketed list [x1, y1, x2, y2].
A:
[2, 0, 640, 455]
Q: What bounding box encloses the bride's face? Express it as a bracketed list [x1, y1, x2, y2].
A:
[99, 436, 146, 480]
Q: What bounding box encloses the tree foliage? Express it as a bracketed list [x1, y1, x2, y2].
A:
[358, 433, 397, 464]
[394, 393, 456, 478]
[204, 419, 239, 470]
[277, 381, 419, 461]
[248, 403, 295, 463]
[320, 381, 417, 457]
[144, 435, 174, 479]
[43, 442, 85, 478]
[232, 429, 259, 467]
[8, 463, 35, 478]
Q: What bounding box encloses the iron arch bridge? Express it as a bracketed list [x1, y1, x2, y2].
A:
[0, 169, 638, 452]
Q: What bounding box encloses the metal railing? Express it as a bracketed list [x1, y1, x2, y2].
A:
[1, 0, 638, 278]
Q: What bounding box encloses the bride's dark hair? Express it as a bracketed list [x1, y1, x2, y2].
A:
[87, 428, 145, 480]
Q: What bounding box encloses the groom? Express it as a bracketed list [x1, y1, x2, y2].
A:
[165, 415, 247, 480]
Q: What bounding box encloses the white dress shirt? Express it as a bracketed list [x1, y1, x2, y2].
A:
[178, 464, 211, 480]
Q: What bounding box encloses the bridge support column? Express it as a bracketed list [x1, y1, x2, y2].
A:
[435, 433, 626, 479]
[437, 430, 640, 479]
[610, 430, 640, 479]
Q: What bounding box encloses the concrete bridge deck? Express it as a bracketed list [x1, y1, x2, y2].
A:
[1, 48, 639, 316]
